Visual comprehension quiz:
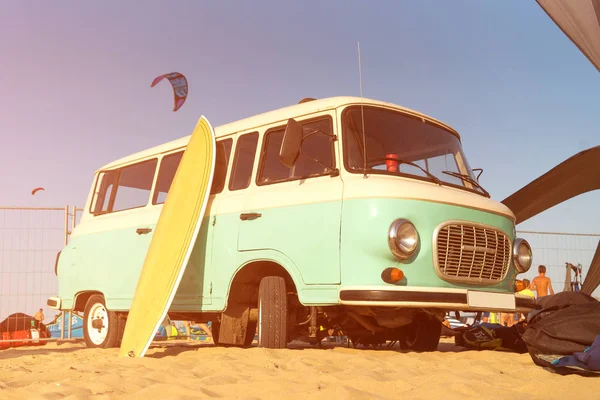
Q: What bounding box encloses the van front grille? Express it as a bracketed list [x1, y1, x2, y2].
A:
[434, 222, 511, 284]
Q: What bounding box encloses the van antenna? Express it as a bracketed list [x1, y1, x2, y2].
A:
[357, 41, 367, 178]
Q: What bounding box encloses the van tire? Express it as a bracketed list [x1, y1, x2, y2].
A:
[257, 276, 288, 349]
[83, 294, 121, 348]
[399, 314, 442, 352]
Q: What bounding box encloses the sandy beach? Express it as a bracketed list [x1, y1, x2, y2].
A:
[0, 338, 596, 400]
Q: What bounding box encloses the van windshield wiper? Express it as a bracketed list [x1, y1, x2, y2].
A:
[368, 157, 443, 186]
[442, 170, 490, 197]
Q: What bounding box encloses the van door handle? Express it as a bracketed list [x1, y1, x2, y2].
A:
[240, 212, 262, 221]
[136, 227, 152, 235]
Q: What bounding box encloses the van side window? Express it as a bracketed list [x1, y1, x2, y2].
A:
[91, 170, 118, 215]
[229, 132, 258, 191]
[211, 138, 233, 194]
[258, 117, 334, 185]
[111, 159, 158, 212]
[153, 151, 184, 205]
[152, 139, 233, 204]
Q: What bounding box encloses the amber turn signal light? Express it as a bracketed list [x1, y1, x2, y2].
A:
[515, 279, 526, 292]
[381, 267, 404, 284]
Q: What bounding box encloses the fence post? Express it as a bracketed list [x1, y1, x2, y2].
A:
[60, 205, 69, 341]
[71, 205, 77, 232]
[68, 206, 75, 342]
[64, 205, 69, 246]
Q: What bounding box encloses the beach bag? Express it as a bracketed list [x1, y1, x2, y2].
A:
[537, 335, 600, 376]
[454, 322, 528, 353]
[522, 292, 600, 355]
[521, 292, 600, 374]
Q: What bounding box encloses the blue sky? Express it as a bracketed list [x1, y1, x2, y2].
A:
[1, 0, 599, 235]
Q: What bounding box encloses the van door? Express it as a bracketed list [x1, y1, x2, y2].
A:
[237, 112, 343, 284]
[151, 150, 211, 309]
[171, 138, 233, 309]
[84, 158, 161, 305]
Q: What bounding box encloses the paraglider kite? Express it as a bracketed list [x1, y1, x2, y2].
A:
[31, 187, 45, 196]
[151, 72, 188, 111]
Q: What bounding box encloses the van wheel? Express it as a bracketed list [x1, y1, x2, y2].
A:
[399, 314, 442, 352]
[257, 276, 288, 349]
[83, 294, 121, 348]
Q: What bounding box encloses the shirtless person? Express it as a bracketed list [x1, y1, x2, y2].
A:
[530, 265, 554, 298]
[33, 308, 45, 329]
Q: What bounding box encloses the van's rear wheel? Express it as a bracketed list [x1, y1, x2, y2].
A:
[257, 276, 288, 349]
[399, 314, 442, 352]
[83, 294, 121, 348]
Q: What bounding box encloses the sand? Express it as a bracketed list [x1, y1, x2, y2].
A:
[0, 338, 596, 400]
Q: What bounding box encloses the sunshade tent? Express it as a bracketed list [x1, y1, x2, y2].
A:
[502, 1, 600, 295]
[501, 146, 600, 226]
[536, 0, 600, 295]
[501, 146, 600, 297]
[536, 0, 600, 73]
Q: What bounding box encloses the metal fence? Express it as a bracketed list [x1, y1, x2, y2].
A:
[517, 230, 600, 298]
[1, 208, 598, 346]
[0, 206, 81, 345]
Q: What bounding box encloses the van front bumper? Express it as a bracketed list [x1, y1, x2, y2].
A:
[339, 286, 538, 313]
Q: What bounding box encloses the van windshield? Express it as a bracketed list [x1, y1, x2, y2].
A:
[342, 105, 487, 196]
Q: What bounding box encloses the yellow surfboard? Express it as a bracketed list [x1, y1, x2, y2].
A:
[119, 116, 216, 358]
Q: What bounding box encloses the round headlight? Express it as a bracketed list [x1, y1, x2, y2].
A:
[388, 219, 419, 260]
[513, 238, 532, 273]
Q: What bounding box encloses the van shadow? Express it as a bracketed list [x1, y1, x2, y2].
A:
[146, 342, 216, 358]
[146, 337, 468, 358]
[288, 335, 472, 353]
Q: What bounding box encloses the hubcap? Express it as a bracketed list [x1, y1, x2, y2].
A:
[87, 303, 108, 345]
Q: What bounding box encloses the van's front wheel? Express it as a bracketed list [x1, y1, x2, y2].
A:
[257, 276, 288, 349]
[399, 313, 442, 352]
[83, 294, 121, 348]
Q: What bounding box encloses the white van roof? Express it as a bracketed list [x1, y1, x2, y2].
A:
[97, 96, 460, 171]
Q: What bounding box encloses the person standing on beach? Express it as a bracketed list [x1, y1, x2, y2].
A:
[515, 279, 535, 323]
[530, 265, 554, 298]
[33, 308, 44, 329]
[184, 321, 192, 340]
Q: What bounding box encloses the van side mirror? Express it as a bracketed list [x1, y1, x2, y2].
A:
[279, 118, 303, 168]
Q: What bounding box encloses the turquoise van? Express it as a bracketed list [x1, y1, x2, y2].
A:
[47, 96, 535, 350]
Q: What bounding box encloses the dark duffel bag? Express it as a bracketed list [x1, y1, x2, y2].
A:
[521, 292, 600, 374]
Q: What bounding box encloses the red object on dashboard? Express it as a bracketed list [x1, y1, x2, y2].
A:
[386, 153, 399, 172]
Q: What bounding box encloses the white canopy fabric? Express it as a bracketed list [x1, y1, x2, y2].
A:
[537, 0, 600, 72]
[501, 146, 600, 225]
[502, 146, 600, 295]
